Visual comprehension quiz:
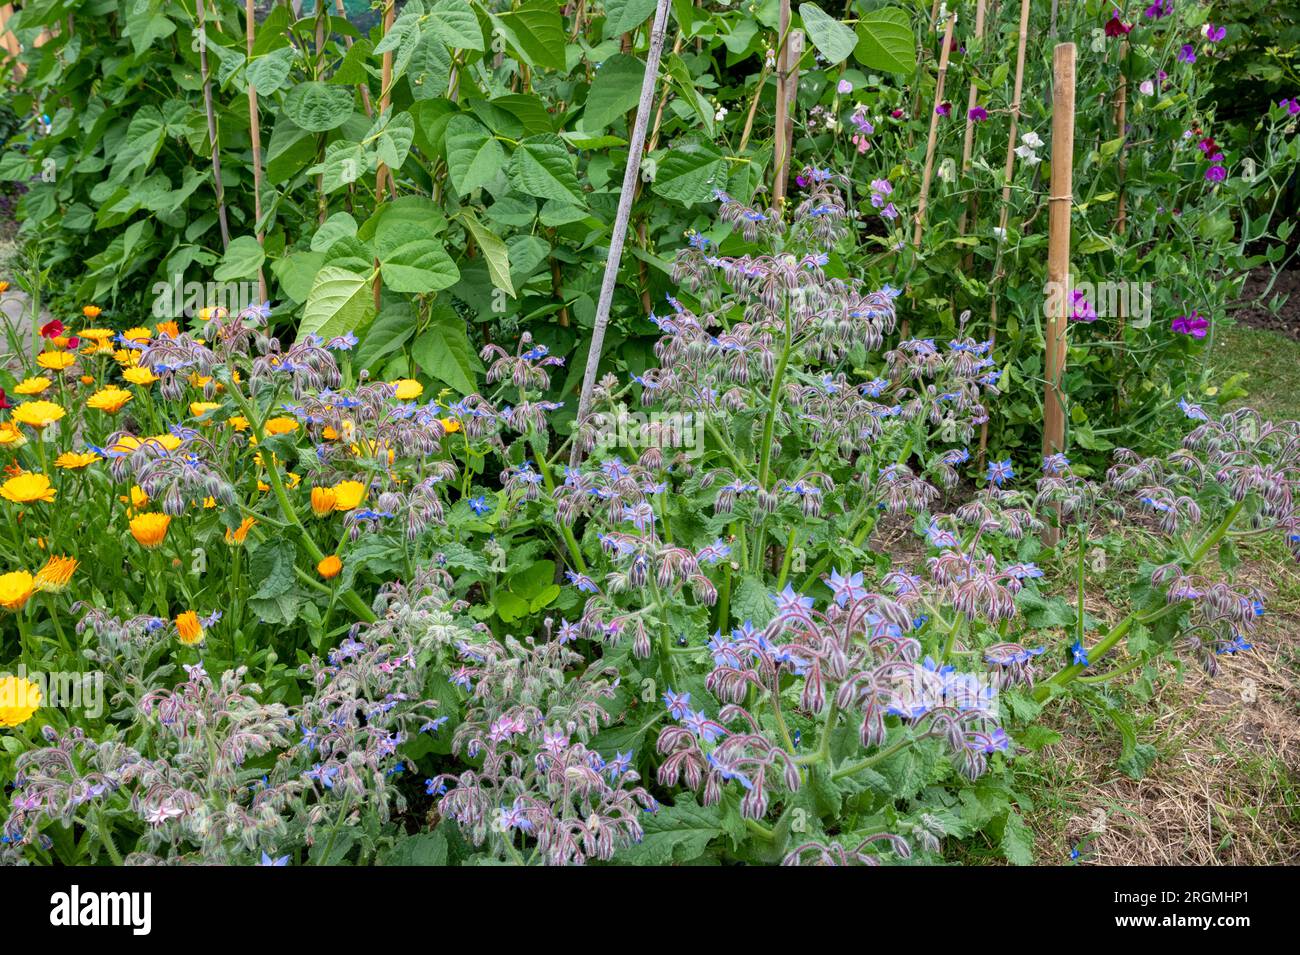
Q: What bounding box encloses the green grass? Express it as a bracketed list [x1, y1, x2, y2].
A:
[1212, 322, 1300, 422]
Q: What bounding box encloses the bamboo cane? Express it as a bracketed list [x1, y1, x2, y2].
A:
[246, 0, 268, 302]
[957, 0, 987, 239]
[569, 0, 672, 468]
[771, 0, 793, 206]
[196, 0, 230, 251]
[1042, 42, 1076, 547]
[912, 13, 956, 250]
[335, 0, 374, 117]
[1113, 40, 1129, 412]
[976, 0, 1031, 471]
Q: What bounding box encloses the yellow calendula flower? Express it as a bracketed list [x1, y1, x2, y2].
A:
[12, 400, 66, 429]
[112, 348, 140, 367]
[121, 485, 149, 509]
[263, 416, 299, 436]
[55, 450, 99, 469]
[78, 328, 113, 343]
[190, 401, 220, 420]
[86, 386, 133, 415]
[310, 486, 337, 517]
[441, 417, 461, 434]
[0, 423, 26, 449]
[12, 377, 52, 396]
[391, 379, 423, 401]
[224, 516, 256, 546]
[82, 305, 103, 319]
[109, 433, 182, 455]
[0, 675, 41, 727]
[330, 480, 366, 511]
[81, 338, 114, 356]
[123, 366, 159, 386]
[0, 571, 36, 612]
[228, 415, 250, 432]
[317, 555, 342, 579]
[175, 610, 205, 646]
[129, 512, 171, 549]
[34, 555, 78, 593]
[1, 472, 56, 504]
[122, 327, 151, 343]
[37, 350, 76, 371]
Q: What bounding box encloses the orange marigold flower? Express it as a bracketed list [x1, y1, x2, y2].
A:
[80, 375, 95, 386]
[0, 571, 35, 612]
[55, 450, 100, 469]
[155, 320, 180, 338]
[1, 472, 56, 504]
[310, 486, 337, 517]
[0, 674, 41, 726]
[123, 366, 159, 386]
[36, 351, 76, 371]
[263, 416, 299, 436]
[129, 512, 171, 549]
[391, 379, 423, 401]
[82, 305, 102, 319]
[13, 377, 51, 396]
[12, 400, 66, 429]
[175, 610, 205, 646]
[225, 516, 256, 546]
[86, 386, 133, 414]
[34, 555, 78, 593]
[317, 555, 342, 579]
[330, 480, 366, 511]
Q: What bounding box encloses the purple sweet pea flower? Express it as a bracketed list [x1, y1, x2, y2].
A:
[1171, 311, 1209, 338]
[968, 106, 988, 122]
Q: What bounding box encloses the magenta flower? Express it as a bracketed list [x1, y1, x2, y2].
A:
[1069, 291, 1097, 323]
[1203, 23, 1225, 42]
[1172, 311, 1209, 338]
[837, 78, 853, 95]
[968, 106, 988, 122]
[1280, 98, 1300, 116]
[1104, 9, 1133, 37]
[1178, 44, 1196, 64]
[935, 102, 952, 117]
[1143, 0, 1172, 19]
[1205, 165, 1227, 182]
[890, 108, 906, 119]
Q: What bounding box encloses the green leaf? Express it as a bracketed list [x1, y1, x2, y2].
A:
[443, 115, 506, 196]
[213, 235, 265, 282]
[374, 112, 415, 170]
[1000, 809, 1035, 866]
[800, 3, 858, 65]
[376, 221, 460, 294]
[299, 266, 376, 341]
[583, 54, 646, 131]
[284, 82, 355, 133]
[854, 8, 915, 74]
[603, 0, 658, 36]
[508, 134, 586, 206]
[381, 830, 448, 866]
[457, 210, 514, 297]
[430, 0, 485, 51]
[615, 795, 721, 864]
[495, 1, 567, 72]
[651, 142, 726, 203]
[408, 31, 453, 100]
[250, 539, 297, 600]
[309, 141, 367, 194]
[411, 305, 482, 395]
[246, 47, 297, 96]
[311, 212, 360, 253]
[110, 107, 166, 180]
[356, 302, 418, 371]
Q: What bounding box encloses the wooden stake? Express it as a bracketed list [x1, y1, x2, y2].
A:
[772, 3, 802, 206]
[373, 1, 395, 310]
[976, 0, 1031, 471]
[569, 0, 672, 468]
[1042, 42, 1076, 545]
[196, 0, 230, 251]
[912, 13, 956, 250]
[246, 0, 268, 302]
[957, 0, 987, 239]
[1113, 40, 1129, 409]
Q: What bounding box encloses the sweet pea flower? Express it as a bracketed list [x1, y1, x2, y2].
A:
[1104, 9, 1132, 37]
[1177, 44, 1196, 65]
[968, 106, 988, 122]
[1171, 311, 1209, 338]
[1203, 23, 1225, 42]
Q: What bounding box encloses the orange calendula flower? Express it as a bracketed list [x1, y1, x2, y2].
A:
[36, 351, 76, 371]
[175, 610, 205, 646]
[317, 555, 342, 579]
[82, 305, 102, 319]
[34, 555, 78, 593]
[225, 516, 256, 546]
[55, 450, 100, 469]
[330, 480, 366, 511]
[263, 416, 299, 436]
[391, 379, 423, 401]
[1, 472, 56, 504]
[80, 375, 96, 386]
[0, 570, 36, 612]
[155, 320, 180, 338]
[0, 281, 8, 293]
[0, 423, 26, 449]
[123, 366, 159, 386]
[12, 400, 66, 429]
[86, 386, 133, 414]
[13, 377, 52, 396]
[310, 486, 337, 517]
[0, 674, 41, 726]
[129, 512, 171, 549]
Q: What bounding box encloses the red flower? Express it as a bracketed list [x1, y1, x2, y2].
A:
[1198, 136, 1218, 155]
[1104, 10, 1133, 37]
[39, 319, 64, 339]
[0, 388, 9, 410]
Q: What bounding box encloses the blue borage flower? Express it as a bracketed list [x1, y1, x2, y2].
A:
[1070, 641, 1090, 667]
[987, 459, 1014, 486]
